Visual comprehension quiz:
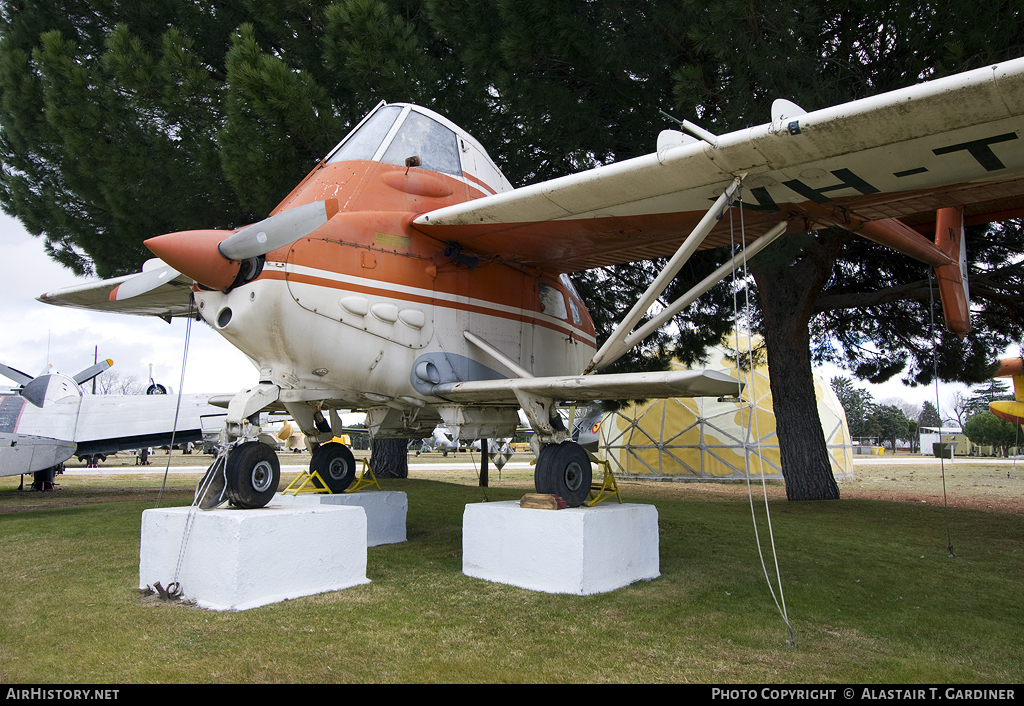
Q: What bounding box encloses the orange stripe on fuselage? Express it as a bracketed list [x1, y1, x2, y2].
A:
[260, 269, 595, 344]
[461, 171, 496, 196]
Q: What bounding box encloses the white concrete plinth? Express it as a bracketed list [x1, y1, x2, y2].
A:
[139, 503, 369, 611]
[274, 491, 407, 546]
[462, 501, 660, 595]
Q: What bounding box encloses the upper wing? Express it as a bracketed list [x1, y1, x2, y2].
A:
[36, 262, 195, 318]
[414, 59, 1024, 272]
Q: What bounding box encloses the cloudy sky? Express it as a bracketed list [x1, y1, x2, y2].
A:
[1, 209, 978, 419]
[0, 212, 258, 395]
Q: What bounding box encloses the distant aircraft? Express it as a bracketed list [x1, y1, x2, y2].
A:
[0, 360, 226, 489]
[415, 426, 463, 456]
[988, 358, 1024, 425]
[39, 58, 1024, 507]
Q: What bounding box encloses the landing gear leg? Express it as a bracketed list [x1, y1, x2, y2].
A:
[534, 441, 591, 507]
[32, 465, 59, 491]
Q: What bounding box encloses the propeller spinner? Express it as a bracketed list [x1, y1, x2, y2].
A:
[114, 199, 339, 297]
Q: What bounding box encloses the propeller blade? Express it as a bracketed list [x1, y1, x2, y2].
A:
[0, 363, 33, 386]
[218, 199, 339, 260]
[108, 264, 182, 302]
[73, 358, 113, 385]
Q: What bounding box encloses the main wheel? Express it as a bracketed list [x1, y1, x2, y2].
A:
[225, 442, 280, 509]
[534, 441, 592, 507]
[311, 442, 356, 493]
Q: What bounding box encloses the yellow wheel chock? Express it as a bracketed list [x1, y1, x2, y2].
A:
[282, 469, 332, 495]
[284, 458, 381, 495]
[346, 459, 381, 493]
[587, 459, 622, 506]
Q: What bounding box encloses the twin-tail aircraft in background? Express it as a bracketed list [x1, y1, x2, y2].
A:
[39, 58, 1024, 508]
[0, 360, 226, 489]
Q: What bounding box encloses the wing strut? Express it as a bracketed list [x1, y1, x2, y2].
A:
[599, 219, 790, 371]
[584, 177, 744, 374]
[583, 179, 790, 375]
[464, 331, 534, 379]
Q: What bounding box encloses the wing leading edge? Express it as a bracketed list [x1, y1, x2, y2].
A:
[37, 262, 195, 318]
[413, 58, 1024, 273]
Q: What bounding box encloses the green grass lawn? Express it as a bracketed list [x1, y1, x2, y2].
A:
[0, 471, 1021, 683]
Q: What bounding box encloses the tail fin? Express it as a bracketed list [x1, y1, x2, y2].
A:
[933, 206, 970, 337]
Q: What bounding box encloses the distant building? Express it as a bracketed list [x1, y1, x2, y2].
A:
[918, 426, 967, 456]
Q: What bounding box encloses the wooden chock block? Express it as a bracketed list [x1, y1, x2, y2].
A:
[520, 493, 567, 510]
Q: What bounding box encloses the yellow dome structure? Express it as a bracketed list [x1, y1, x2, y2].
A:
[598, 334, 854, 481]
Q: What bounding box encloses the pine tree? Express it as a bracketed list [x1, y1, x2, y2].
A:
[919, 401, 942, 429]
[3, 2, 1024, 498]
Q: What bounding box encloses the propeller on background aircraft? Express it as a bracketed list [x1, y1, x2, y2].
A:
[0, 363, 34, 387]
[2, 358, 113, 407]
[72, 359, 114, 385]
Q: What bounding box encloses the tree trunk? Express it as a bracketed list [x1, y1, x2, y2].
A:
[749, 236, 841, 501]
[370, 438, 410, 479]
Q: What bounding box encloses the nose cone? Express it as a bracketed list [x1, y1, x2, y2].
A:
[145, 229, 241, 290]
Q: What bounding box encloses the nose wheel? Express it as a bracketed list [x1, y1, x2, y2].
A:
[224, 441, 281, 508]
[534, 441, 592, 507]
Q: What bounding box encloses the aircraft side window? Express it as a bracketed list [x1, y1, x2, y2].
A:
[568, 298, 582, 326]
[381, 111, 461, 176]
[539, 283, 568, 320]
[559, 273, 581, 300]
[327, 106, 402, 164]
[558, 274, 583, 325]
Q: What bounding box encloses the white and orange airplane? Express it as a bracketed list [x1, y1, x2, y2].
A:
[39, 58, 1024, 508]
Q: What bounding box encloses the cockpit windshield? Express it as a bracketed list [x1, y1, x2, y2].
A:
[381, 111, 461, 175]
[326, 105, 402, 163]
[325, 105, 462, 176]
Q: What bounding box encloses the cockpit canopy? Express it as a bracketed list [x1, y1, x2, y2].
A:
[324, 103, 513, 196]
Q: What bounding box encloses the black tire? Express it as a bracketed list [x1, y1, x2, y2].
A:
[225, 442, 280, 509]
[311, 442, 356, 493]
[534, 441, 592, 507]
